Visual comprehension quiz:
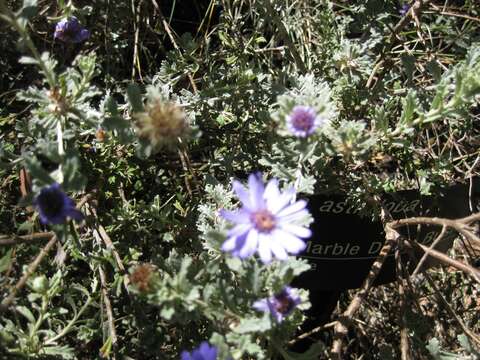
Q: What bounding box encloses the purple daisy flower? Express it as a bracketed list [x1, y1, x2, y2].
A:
[54, 17, 90, 43]
[181, 342, 218, 360]
[286, 105, 324, 138]
[399, 4, 410, 16]
[253, 286, 301, 323]
[34, 183, 83, 225]
[220, 173, 311, 264]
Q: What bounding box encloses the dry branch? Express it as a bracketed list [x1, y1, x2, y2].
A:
[330, 202, 401, 358]
[0, 235, 57, 312]
[366, 0, 432, 88]
[99, 265, 118, 354]
[0, 194, 92, 312]
[0, 232, 54, 246]
[330, 203, 480, 358]
[83, 202, 130, 290]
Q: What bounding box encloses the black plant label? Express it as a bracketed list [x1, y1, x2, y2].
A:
[293, 178, 480, 290]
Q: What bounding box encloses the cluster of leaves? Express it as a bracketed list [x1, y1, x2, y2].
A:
[0, 0, 480, 359]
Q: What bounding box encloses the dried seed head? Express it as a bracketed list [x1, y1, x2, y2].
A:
[130, 264, 155, 292]
[133, 99, 189, 150]
[95, 128, 106, 142]
[47, 88, 69, 115]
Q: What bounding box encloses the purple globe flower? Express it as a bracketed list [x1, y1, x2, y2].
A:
[181, 342, 218, 360]
[220, 173, 311, 264]
[286, 105, 324, 138]
[54, 17, 90, 43]
[399, 4, 410, 16]
[34, 183, 83, 225]
[253, 286, 301, 323]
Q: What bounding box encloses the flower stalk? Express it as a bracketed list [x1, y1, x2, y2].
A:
[0, 0, 56, 88]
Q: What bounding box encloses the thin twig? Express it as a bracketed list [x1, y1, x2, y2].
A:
[396, 240, 412, 360]
[263, 0, 307, 73]
[0, 235, 58, 312]
[83, 202, 130, 290]
[0, 232, 54, 246]
[131, 0, 144, 81]
[254, 46, 286, 53]
[412, 225, 447, 276]
[177, 147, 193, 196]
[152, 0, 198, 93]
[98, 265, 118, 354]
[391, 214, 480, 245]
[422, 270, 480, 346]
[408, 240, 480, 283]
[287, 321, 337, 345]
[330, 201, 400, 359]
[366, 0, 432, 88]
[429, 4, 480, 23]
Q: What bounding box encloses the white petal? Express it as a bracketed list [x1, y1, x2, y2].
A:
[239, 230, 258, 258]
[264, 179, 280, 200]
[268, 187, 295, 214]
[248, 173, 265, 209]
[279, 223, 312, 238]
[277, 209, 310, 223]
[257, 234, 272, 264]
[227, 223, 252, 238]
[274, 229, 307, 254]
[220, 208, 251, 224]
[253, 299, 269, 312]
[221, 236, 238, 252]
[276, 200, 307, 218]
[270, 240, 288, 260]
[233, 180, 252, 209]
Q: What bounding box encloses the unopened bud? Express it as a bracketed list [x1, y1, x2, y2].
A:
[32, 275, 49, 294]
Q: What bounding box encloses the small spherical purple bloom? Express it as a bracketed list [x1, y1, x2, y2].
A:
[399, 4, 410, 16]
[286, 105, 324, 138]
[253, 286, 301, 323]
[34, 183, 83, 225]
[54, 17, 90, 43]
[220, 173, 311, 264]
[181, 342, 218, 360]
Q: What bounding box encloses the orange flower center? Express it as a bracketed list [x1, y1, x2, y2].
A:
[251, 210, 276, 233]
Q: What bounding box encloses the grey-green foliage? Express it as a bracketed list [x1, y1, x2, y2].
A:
[426, 335, 480, 360]
[386, 45, 480, 139]
[274, 74, 337, 130]
[16, 53, 100, 195]
[1, 270, 93, 359]
[17, 54, 100, 133]
[325, 120, 377, 162]
[134, 242, 312, 359]
[333, 39, 373, 81]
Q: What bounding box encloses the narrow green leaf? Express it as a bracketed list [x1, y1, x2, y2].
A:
[399, 91, 417, 125]
[43, 345, 75, 359]
[0, 249, 13, 273]
[126, 83, 144, 113]
[24, 156, 55, 186]
[19, 56, 39, 65]
[16, 306, 35, 323]
[234, 316, 272, 334]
